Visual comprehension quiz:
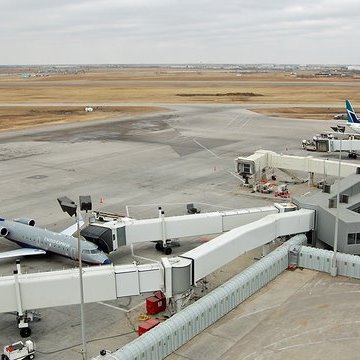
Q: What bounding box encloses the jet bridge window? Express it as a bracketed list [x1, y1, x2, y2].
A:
[347, 233, 360, 245]
[243, 163, 252, 174]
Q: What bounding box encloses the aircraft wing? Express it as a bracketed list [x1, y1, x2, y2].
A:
[60, 220, 85, 236]
[0, 248, 46, 259]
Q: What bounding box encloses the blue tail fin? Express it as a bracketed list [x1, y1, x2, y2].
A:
[346, 100, 360, 124]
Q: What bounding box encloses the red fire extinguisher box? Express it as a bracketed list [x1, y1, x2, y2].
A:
[146, 291, 166, 315]
[146, 296, 166, 315]
[138, 318, 160, 336]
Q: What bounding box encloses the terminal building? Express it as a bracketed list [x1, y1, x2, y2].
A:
[293, 172, 360, 254]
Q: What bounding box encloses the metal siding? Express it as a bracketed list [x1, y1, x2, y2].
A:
[297, 246, 360, 279]
[114, 263, 163, 297]
[19, 267, 116, 310]
[298, 247, 332, 272]
[0, 279, 17, 312]
[115, 268, 140, 297]
[165, 213, 223, 238]
[125, 213, 223, 244]
[183, 209, 313, 283]
[125, 219, 163, 244]
[337, 252, 360, 278]
[140, 265, 163, 293]
[222, 206, 277, 231]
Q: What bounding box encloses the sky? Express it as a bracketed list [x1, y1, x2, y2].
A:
[1, 0, 360, 65]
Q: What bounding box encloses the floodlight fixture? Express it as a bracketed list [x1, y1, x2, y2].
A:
[57, 196, 77, 217]
[79, 195, 92, 212]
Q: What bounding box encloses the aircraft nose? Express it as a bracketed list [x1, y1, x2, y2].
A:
[103, 258, 112, 265]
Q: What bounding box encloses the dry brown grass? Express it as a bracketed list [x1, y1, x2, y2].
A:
[1, 82, 360, 105]
[2, 67, 357, 82]
[0, 67, 359, 130]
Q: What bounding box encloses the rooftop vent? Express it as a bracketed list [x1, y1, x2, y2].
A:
[340, 194, 349, 204]
[323, 184, 331, 194]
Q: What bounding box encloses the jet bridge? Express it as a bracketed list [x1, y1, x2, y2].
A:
[181, 208, 314, 283]
[80, 205, 280, 254]
[0, 207, 314, 338]
[316, 138, 360, 157]
[0, 208, 314, 315]
[235, 150, 360, 186]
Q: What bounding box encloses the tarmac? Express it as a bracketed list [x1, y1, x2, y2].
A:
[0, 103, 358, 359]
[168, 269, 360, 360]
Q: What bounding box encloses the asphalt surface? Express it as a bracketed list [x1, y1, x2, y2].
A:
[0, 104, 358, 359]
[168, 269, 360, 360]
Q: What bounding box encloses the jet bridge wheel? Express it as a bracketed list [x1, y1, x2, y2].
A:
[348, 153, 357, 159]
[155, 242, 172, 255]
[20, 327, 31, 338]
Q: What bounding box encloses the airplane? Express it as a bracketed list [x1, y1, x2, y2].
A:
[329, 100, 360, 135]
[345, 100, 360, 134]
[0, 217, 112, 265]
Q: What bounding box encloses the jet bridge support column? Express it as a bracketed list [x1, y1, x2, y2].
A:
[262, 242, 271, 257]
[14, 269, 23, 321]
[14, 267, 33, 337]
[309, 172, 315, 187]
[162, 257, 192, 312]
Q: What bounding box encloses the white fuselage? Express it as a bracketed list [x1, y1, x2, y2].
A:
[348, 123, 360, 134]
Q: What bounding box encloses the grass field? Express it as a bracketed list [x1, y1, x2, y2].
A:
[0, 67, 359, 130]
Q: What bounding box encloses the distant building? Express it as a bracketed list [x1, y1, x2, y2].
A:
[348, 66, 360, 71]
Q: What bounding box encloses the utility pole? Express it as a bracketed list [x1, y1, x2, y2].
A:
[57, 195, 92, 359]
[77, 207, 87, 360]
[331, 139, 341, 276]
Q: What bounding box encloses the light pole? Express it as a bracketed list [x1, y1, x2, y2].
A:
[57, 196, 92, 360]
[331, 139, 341, 276]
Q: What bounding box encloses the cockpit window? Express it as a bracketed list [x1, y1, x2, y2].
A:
[82, 248, 100, 254]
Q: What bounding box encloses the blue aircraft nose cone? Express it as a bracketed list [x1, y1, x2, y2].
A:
[103, 258, 112, 265]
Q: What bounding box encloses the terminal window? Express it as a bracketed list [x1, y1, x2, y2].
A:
[347, 233, 360, 245]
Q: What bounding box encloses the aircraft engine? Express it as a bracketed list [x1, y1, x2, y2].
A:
[14, 218, 36, 226]
[0, 227, 9, 236]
